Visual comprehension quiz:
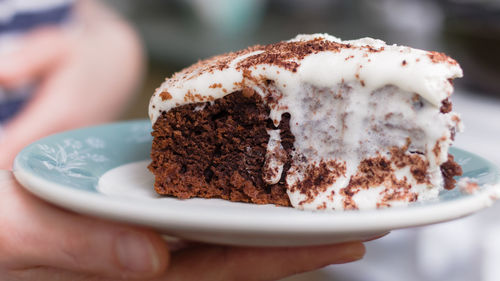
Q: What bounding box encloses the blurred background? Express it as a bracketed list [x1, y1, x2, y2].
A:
[107, 0, 500, 117]
[104, 1, 499, 281]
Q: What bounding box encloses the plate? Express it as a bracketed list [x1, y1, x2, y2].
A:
[13, 120, 500, 246]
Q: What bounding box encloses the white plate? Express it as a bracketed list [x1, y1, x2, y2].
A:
[13, 120, 500, 246]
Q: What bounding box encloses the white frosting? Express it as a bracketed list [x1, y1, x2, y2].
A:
[149, 33, 462, 123]
[149, 33, 463, 210]
[262, 129, 285, 185]
[281, 83, 460, 210]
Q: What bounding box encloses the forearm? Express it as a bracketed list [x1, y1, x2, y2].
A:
[0, 0, 144, 169]
[33, 0, 144, 126]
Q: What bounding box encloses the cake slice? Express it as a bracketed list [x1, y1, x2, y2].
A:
[148, 34, 463, 210]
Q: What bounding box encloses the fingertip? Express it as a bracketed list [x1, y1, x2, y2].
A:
[324, 241, 366, 264]
[349, 242, 366, 261]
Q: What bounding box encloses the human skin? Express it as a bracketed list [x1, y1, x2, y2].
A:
[0, 0, 144, 169]
[0, 171, 365, 280]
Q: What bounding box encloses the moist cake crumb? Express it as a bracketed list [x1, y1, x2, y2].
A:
[149, 90, 293, 206]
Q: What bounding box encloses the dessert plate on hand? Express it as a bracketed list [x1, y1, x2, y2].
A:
[13, 120, 500, 247]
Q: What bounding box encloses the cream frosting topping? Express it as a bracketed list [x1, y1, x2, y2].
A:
[149, 33, 462, 123]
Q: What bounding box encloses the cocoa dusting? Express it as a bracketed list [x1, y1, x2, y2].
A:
[428, 51, 458, 65]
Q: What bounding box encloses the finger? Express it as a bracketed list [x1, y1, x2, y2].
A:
[164, 242, 365, 281]
[0, 172, 169, 279]
[5, 266, 105, 281]
[0, 27, 70, 88]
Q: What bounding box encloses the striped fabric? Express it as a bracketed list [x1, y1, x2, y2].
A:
[0, 0, 74, 124]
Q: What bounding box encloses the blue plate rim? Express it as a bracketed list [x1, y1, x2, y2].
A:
[11, 120, 500, 234]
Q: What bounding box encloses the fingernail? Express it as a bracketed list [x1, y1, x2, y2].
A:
[115, 232, 159, 273]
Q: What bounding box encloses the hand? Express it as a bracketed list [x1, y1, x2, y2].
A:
[0, 0, 144, 169]
[0, 171, 365, 281]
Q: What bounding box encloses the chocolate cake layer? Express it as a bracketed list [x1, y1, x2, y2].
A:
[149, 90, 293, 206]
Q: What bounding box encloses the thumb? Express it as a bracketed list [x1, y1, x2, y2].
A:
[0, 171, 169, 279]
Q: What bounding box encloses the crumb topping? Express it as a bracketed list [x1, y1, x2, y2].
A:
[150, 34, 463, 124]
[166, 37, 456, 85]
[159, 91, 172, 101]
[428, 51, 458, 65]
